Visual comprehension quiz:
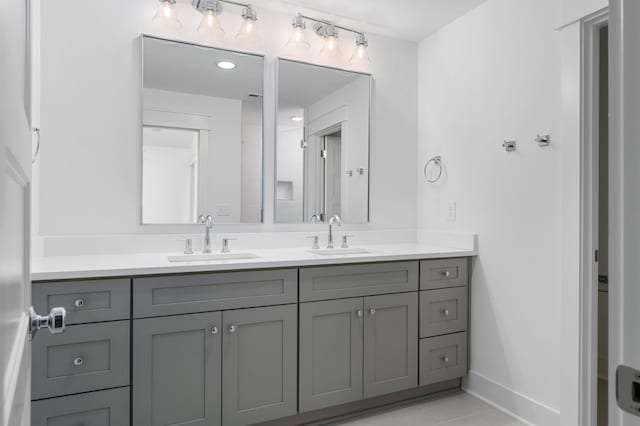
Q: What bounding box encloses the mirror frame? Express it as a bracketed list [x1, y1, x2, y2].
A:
[274, 57, 372, 224]
[139, 34, 266, 227]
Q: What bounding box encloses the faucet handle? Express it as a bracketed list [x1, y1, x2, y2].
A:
[306, 235, 320, 250]
[221, 238, 237, 253]
[184, 239, 193, 254]
[341, 235, 355, 249]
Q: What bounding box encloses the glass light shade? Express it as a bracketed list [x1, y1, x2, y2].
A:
[152, 1, 181, 29]
[349, 43, 372, 65]
[286, 26, 310, 51]
[235, 17, 260, 43]
[197, 10, 225, 41]
[319, 35, 342, 60]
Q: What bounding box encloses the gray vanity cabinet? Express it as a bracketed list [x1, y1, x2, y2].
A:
[222, 304, 298, 426]
[363, 292, 418, 398]
[133, 312, 223, 426]
[299, 298, 364, 412]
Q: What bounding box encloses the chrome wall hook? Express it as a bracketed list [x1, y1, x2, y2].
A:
[502, 140, 517, 152]
[535, 134, 551, 147]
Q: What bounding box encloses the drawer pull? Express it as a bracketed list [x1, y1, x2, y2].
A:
[74, 357, 84, 366]
[443, 271, 451, 278]
[210, 326, 218, 335]
[74, 299, 85, 308]
[441, 356, 450, 364]
[369, 308, 376, 316]
[228, 325, 237, 333]
[356, 310, 363, 318]
[442, 309, 450, 317]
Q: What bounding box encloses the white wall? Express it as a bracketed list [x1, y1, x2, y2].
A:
[276, 127, 304, 222]
[418, 0, 565, 423]
[560, 0, 608, 27]
[35, 0, 417, 239]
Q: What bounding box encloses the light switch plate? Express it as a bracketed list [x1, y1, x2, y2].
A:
[448, 201, 457, 221]
[216, 205, 231, 217]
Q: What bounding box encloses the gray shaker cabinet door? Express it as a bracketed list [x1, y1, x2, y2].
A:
[299, 298, 364, 412]
[222, 304, 297, 426]
[133, 312, 222, 426]
[363, 292, 418, 398]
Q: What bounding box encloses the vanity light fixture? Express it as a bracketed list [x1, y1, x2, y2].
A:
[217, 61, 236, 69]
[193, 0, 225, 41]
[235, 5, 260, 43]
[285, 14, 311, 51]
[152, 0, 182, 29]
[349, 33, 371, 65]
[317, 24, 342, 60]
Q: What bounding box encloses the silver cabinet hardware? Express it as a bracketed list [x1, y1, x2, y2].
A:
[442, 270, 451, 278]
[424, 156, 443, 183]
[306, 235, 320, 250]
[346, 170, 354, 177]
[221, 238, 236, 253]
[341, 235, 354, 249]
[369, 308, 376, 316]
[535, 134, 551, 147]
[74, 299, 85, 308]
[211, 326, 219, 335]
[74, 357, 84, 366]
[184, 239, 193, 255]
[228, 325, 237, 333]
[356, 310, 363, 318]
[357, 168, 365, 175]
[442, 309, 450, 317]
[502, 140, 516, 152]
[30, 306, 66, 338]
[442, 356, 450, 364]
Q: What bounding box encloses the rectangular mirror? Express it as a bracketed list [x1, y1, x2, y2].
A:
[142, 36, 263, 224]
[275, 59, 371, 224]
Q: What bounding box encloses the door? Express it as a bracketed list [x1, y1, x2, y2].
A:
[222, 305, 297, 426]
[299, 298, 364, 412]
[363, 293, 418, 398]
[132, 312, 222, 426]
[609, 1, 640, 424]
[1, 0, 36, 424]
[324, 134, 342, 218]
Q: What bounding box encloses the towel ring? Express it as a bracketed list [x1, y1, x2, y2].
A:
[424, 156, 443, 183]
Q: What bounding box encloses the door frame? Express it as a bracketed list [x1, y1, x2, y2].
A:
[579, 9, 609, 426]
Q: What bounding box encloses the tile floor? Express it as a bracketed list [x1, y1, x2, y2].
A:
[331, 392, 526, 426]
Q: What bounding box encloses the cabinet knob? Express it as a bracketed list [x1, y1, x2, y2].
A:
[369, 308, 376, 316]
[74, 357, 84, 366]
[442, 309, 450, 317]
[228, 325, 237, 333]
[444, 271, 451, 278]
[441, 356, 450, 364]
[74, 299, 85, 308]
[211, 326, 218, 335]
[356, 310, 363, 318]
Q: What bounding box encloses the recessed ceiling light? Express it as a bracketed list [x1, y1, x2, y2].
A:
[217, 61, 236, 70]
[290, 116, 303, 122]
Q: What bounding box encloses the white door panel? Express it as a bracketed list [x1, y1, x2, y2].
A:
[609, 0, 640, 424]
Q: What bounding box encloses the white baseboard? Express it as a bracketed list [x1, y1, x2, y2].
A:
[463, 370, 561, 426]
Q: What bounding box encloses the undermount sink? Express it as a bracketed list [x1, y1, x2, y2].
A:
[308, 248, 373, 256]
[168, 253, 260, 262]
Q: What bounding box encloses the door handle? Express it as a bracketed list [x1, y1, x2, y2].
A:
[30, 306, 66, 338]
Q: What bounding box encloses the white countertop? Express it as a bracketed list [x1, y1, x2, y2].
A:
[31, 243, 477, 281]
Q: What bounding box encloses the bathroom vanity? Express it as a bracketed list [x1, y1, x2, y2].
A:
[30, 246, 473, 426]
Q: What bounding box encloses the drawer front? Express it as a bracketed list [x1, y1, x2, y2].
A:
[300, 261, 419, 302]
[420, 287, 468, 338]
[419, 332, 468, 386]
[32, 387, 130, 426]
[32, 321, 130, 400]
[420, 258, 468, 290]
[32, 279, 130, 324]
[133, 269, 297, 318]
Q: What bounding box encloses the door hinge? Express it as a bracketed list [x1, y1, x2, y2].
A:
[595, 250, 599, 262]
[321, 149, 327, 158]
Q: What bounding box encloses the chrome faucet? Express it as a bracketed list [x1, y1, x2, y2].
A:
[198, 214, 214, 253]
[327, 215, 342, 248]
[310, 214, 321, 223]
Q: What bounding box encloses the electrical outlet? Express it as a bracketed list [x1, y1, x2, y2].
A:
[216, 205, 231, 217]
[448, 201, 457, 221]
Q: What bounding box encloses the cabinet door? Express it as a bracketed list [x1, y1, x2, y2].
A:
[299, 298, 364, 412]
[222, 304, 297, 426]
[133, 312, 222, 426]
[364, 292, 418, 398]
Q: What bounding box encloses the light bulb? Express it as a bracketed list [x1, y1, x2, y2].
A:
[286, 15, 310, 52]
[152, 0, 181, 30]
[197, 9, 225, 41]
[319, 35, 342, 60]
[349, 34, 372, 65]
[235, 7, 260, 43]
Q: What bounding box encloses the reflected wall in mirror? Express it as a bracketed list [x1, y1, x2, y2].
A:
[275, 59, 370, 224]
[142, 36, 263, 224]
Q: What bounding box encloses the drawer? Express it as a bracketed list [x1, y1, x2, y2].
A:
[32, 279, 130, 324]
[32, 387, 130, 426]
[420, 258, 468, 290]
[133, 269, 297, 318]
[32, 321, 130, 400]
[419, 332, 468, 386]
[300, 261, 419, 302]
[420, 287, 468, 338]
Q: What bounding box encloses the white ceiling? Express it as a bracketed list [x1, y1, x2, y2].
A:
[249, 0, 487, 42]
